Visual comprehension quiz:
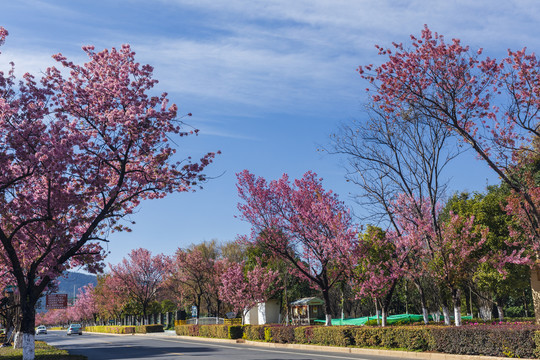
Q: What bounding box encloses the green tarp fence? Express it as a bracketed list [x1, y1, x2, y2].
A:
[314, 313, 473, 325]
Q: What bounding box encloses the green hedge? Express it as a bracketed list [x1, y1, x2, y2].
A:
[430, 325, 536, 358]
[243, 325, 267, 341]
[199, 325, 229, 338]
[293, 326, 313, 344]
[135, 324, 164, 334]
[352, 326, 432, 350]
[84, 324, 163, 334]
[228, 325, 244, 339]
[264, 326, 295, 343]
[175, 324, 243, 339]
[295, 326, 355, 346]
[175, 324, 199, 336]
[175, 323, 540, 358]
[84, 325, 135, 334]
[463, 317, 536, 324]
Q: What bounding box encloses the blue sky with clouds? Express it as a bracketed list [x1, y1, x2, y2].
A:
[1, 0, 539, 267]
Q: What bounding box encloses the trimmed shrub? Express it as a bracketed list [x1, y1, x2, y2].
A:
[178, 321, 539, 358]
[352, 326, 384, 348]
[533, 330, 540, 358]
[388, 327, 432, 350]
[264, 326, 296, 343]
[199, 325, 229, 339]
[293, 326, 354, 347]
[310, 326, 355, 347]
[228, 325, 244, 339]
[243, 325, 267, 341]
[430, 324, 536, 358]
[294, 326, 315, 344]
[135, 324, 164, 334]
[379, 327, 431, 350]
[462, 317, 535, 325]
[84, 325, 135, 334]
[175, 324, 199, 336]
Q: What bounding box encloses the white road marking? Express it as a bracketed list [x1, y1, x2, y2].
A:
[153, 337, 369, 360]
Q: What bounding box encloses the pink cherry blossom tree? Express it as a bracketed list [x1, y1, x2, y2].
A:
[391, 194, 527, 326]
[93, 274, 129, 322]
[70, 285, 97, 325]
[219, 261, 279, 324]
[358, 25, 540, 322]
[236, 170, 357, 326]
[109, 249, 169, 323]
[0, 27, 216, 358]
[351, 226, 410, 327]
[165, 245, 220, 324]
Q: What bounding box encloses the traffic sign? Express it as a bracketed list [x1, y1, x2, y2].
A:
[46, 294, 68, 309]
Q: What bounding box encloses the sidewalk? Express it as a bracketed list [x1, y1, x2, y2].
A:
[127, 331, 532, 360]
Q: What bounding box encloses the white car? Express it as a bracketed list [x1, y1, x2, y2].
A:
[67, 324, 82, 335]
[36, 325, 47, 335]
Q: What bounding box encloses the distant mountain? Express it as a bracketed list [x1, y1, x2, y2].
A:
[36, 271, 98, 312]
[55, 271, 98, 298]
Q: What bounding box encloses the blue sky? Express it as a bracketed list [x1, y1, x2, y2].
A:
[1, 0, 539, 267]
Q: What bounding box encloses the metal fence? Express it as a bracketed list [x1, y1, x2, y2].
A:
[186, 317, 224, 325]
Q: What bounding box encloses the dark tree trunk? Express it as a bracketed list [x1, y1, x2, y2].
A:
[321, 288, 332, 326]
[17, 289, 37, 360]
[414, 279, 429, 325]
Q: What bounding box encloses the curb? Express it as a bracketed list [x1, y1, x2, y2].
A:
[83, 332, 535, 360]
[174, 335, 532, 360]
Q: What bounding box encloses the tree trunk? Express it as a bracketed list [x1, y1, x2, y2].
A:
[196, 295, 201, 325]
[478, 291, 493, 320]
[321, 288, 332, 326]
[452, 288, 462, 326]
[380, 287, 394, 327]
[216, 300, 221, 324]
[530, 267, 540, 325]
[442, 305, 451, 325]
[13, 332, 22, 348]
[523, 289, 529, 318]
[284, 271, 289, 326]
[380, 306, 387, 327]
[478, 304, 492, 320]
[17, 295, 36, 360]
[496, 304, 504, 321]
[414, 280, 429, 325]
[431, 310, 441, 323]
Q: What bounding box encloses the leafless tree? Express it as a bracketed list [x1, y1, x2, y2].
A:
[329, 107, 462, 324]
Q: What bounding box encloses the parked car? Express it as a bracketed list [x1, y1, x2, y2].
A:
[67, 324, 82, 335]
[36, 325, 47, 335]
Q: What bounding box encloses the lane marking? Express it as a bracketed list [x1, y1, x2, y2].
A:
[152, 337, 369, 360]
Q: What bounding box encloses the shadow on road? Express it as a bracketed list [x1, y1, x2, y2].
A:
[63, 344, 217, 359]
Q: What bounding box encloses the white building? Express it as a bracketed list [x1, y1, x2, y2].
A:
[244, 300, 281, 325]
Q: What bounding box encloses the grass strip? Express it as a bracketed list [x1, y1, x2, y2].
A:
[0, 341, 87, 360]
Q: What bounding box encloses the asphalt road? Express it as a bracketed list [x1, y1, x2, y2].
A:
[38, 330, 402, 360]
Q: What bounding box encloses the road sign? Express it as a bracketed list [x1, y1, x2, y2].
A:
[191, 305, 197, 317]
[226, 312, 237, 319]
[46, 294, 68, 309]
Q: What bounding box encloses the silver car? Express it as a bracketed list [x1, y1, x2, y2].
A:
[36, 325, 47, 335]
[67, 324, 82, 335]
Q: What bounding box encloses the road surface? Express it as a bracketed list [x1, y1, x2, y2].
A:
[38, 330, 407, 360]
